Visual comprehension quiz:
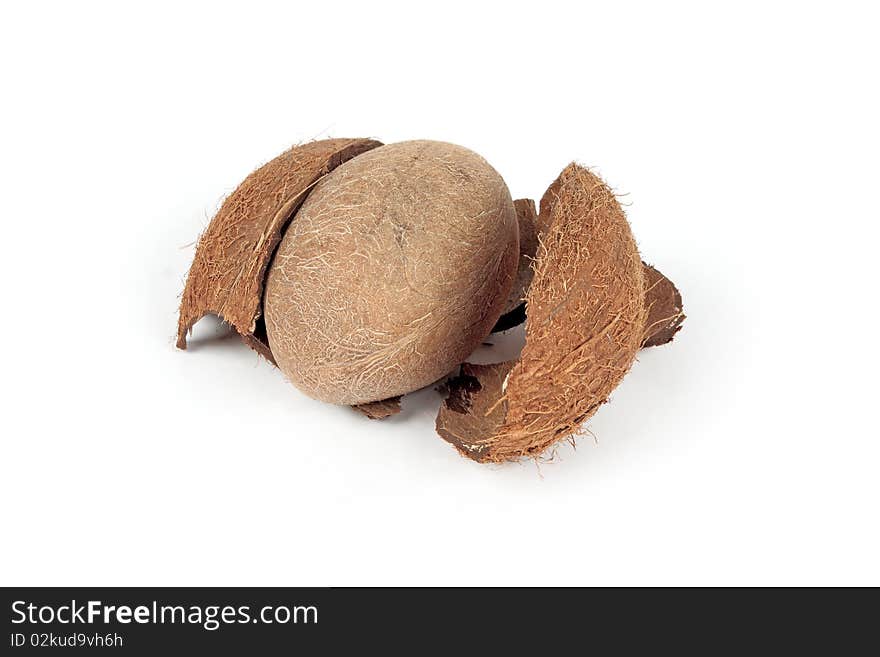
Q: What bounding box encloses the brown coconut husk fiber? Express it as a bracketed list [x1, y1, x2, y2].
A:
[491, 197, 686, 340]
[176, 138, 382, 359]
[436, 163, 648, 462]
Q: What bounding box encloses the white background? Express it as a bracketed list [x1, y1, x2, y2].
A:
[1, 1, 878, 586]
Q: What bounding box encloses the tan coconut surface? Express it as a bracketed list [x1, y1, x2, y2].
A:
[359, 197, 540, 418]
[265, 141, 519, 405]
[264, 140, 519, 405]
[436, 163, 647, 462]
[176, 138, 382, 359]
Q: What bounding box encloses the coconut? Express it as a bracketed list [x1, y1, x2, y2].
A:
[177, 139, 685, 462]
[263, 140, 519, 405]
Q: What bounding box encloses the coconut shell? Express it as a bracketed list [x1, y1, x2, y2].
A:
[492, 198, 539, 332]
[642, 263, 685, 347]
[493, 196, 686, 344]
[542, 179, 686, 347]
[436, 163, 647, 462]
[176, 138, 382, 358]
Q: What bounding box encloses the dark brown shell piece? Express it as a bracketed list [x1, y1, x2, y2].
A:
[352, 396, 403, 420]
[641, 263, 685, 347]
[435, 362, 515, 457]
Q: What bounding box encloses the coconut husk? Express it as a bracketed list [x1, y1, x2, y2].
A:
[493, 198, 539, 332]
[176, 138, 382, 358]
[436, 164, 647, 462]
[642, 263, 685, 347]
[352, 396, 402, 419]
[492, 195, 687, 345]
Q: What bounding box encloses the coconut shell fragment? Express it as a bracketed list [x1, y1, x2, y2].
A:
[437, 163, 648, 462]
[435, 362, 514, 454]
[352, 396, 402, 420]
[491, 197, 687, 342]
[176, 138, 382, 357]
[493, 198, 539, 332]
[642, 263, 685, 347]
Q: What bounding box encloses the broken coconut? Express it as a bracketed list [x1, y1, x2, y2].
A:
[177, 138, 685, 463]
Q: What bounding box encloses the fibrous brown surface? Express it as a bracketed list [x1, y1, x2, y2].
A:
[176, 138, 382, 356]
[493, 196, 687, 342]
[436, 163, 647, 462]
[264, 141, 518, 405]
[642, 263, 685, 347]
